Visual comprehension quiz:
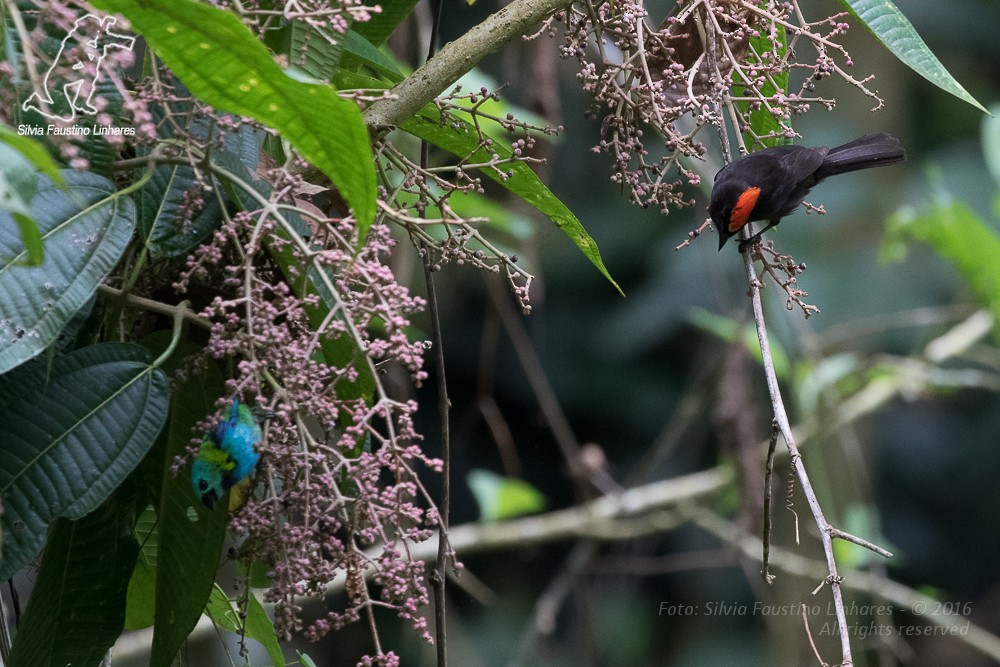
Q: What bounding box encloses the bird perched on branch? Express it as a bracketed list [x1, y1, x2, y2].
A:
[710, 133, 906, 251]
[191, 397, 262, 510]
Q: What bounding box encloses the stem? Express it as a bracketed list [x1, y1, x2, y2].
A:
[421, 3, 451, 662]
[151, 299, 192, 368]
[741, 249, 854, 665]
[425, 247, 451, 666]
[761, 420, 778, 584]
[362, 0, 573, 129]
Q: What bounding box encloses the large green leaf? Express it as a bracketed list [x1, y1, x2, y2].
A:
[6, 492, 141, 667]
[0, 342, 169, 581]
[124, 505, 159, 630]
[340, 29, 406, 82]
[0, 170, 135, 375]
[147, 349, 229, 667]
[139, 162, 225, 256]
[352, 0, 419, 47]
[289, 17, 345, 82]
[74, 74, 126, 178]
[90, 0, 377, 237]
[841, 0, 987, 113]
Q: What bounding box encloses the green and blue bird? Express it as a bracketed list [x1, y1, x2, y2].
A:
[191, 397, 262, 510]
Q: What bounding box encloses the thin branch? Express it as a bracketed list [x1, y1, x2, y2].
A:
[741, 244, 857, 663]
[97, 285, 213, 331]
[421, 2, 452, 663]
[828, 528, 893, 559]
[761, 420, 779, 584]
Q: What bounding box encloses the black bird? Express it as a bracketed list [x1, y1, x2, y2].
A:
[710, 133, 906, 251]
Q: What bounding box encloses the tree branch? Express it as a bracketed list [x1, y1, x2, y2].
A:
[362, 0, 572, 129]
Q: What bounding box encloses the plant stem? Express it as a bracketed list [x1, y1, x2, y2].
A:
[362, 0, 573, 129]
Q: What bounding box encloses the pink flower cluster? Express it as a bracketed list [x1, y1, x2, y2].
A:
[179, 206, 442, 652]
[545, 0, 879, 215]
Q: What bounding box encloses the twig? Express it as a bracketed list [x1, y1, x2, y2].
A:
[743, 250, 855, 663]
[421, 1, 452, 663]
[802, 603, 829, 666]
[674, 219, 714, 250]
[97, 285, 213, 331]
[761, 420, 779, 584]
[828, 528, 893, 559]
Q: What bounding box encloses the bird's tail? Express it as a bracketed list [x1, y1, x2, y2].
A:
[815, 133, 906, 180]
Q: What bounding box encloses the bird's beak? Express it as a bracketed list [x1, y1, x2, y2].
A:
[201, 490, 219, 511]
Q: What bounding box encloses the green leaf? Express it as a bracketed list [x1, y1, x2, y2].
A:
[138, 114, 261, 257]
[401, 106, 622, 295]
[337, 70, 624, 296]
[840, 0, 987, 113]
[883, 196, 1000, 341]
[75, 75, 126, 178]
[212, 150, 312, 240]
[340, 29, 406, 82]
[137, 335, 230, 667]
[0, 139, 43, 265]
[125, 547, 158, 630]
[138, 161, 225, 256]
[336, 69, 619, 292]
[352, 0, 419, 47]
[0, 342, 168, 581]
[732, 21, 788, 148]
[467, 469, 546, 522]
[89, 0, 377, 238]
[205, 585, 286, 666]
[205, 583, 240, 630]
[12, 212, 43, 266]
[0, 141, 38, 216]
[289, 17, 346, 82]
[0, 171, 136, 375]
[124, 505, 159, 630]
[6, 493, 141, 667]
[245, 589, 287, 667]
[0, 125, 64, 187]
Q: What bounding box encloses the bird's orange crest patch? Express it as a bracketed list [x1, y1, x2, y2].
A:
[728, 187, 760, 233]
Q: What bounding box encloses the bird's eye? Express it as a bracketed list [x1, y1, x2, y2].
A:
[198, 479, 208, 490]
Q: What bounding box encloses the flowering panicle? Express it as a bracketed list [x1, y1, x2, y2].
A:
[174, 195, 445, 648]
[540, 0, 883, 215]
